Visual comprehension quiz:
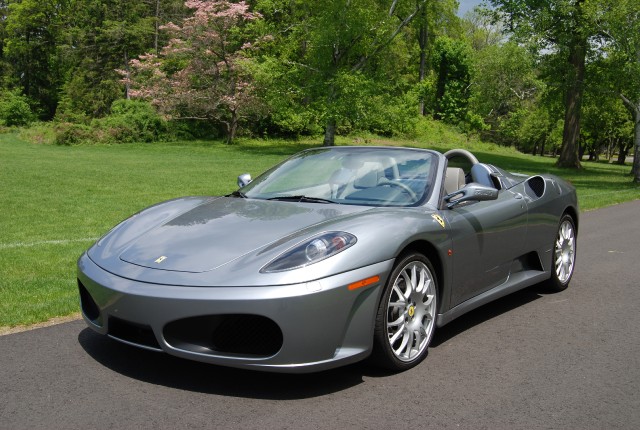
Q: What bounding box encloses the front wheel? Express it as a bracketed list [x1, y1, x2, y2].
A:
[371, 253, 438, 371]
[545, 214, 577, 292]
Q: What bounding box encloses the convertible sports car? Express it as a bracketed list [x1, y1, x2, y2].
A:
[78, 146, 578, 373]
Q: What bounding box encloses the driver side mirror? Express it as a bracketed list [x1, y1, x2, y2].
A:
[445, 183, 498, 209]
[237, 173, 252, 188]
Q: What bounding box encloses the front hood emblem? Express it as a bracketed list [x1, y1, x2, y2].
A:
[155, 255, 168, 264]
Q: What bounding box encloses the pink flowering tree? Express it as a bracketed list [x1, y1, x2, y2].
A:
[123, 0, 263, 144]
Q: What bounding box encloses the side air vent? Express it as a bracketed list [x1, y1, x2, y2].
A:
[525, 176, 545, 199]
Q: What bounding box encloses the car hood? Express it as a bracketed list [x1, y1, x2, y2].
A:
[116, 197, 371, 273]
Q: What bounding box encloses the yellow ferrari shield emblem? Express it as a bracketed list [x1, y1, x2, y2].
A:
[408, 305, 415, 318]
[431, 214, 445, 228]
[155, 255, 168, 264]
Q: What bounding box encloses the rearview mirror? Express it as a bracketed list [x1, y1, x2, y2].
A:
[237, 173, 252, 188]
[445, 183, 498, 208]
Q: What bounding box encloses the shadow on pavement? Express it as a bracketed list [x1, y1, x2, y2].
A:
[78, 328, 366, 399]
[430, 287, 544, 348]
[78, 285, 545, 398]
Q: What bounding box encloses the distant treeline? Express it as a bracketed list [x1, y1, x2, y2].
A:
[0, 1, 639, 179]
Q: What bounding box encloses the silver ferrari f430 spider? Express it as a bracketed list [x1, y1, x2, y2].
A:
[78, 146, 578, 373]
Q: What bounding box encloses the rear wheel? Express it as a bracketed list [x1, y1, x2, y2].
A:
[372, 253, 438, 371]
[545, 214, 577, 292]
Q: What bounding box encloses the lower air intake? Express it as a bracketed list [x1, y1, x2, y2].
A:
[108, 316, 161, 350]
[78, 279, 100, 322]
[164, 314, 283, 358]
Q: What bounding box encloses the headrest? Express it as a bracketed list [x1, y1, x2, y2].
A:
[444, 167, 465, 194]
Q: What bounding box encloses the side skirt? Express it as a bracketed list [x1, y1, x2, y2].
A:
[436, 270, 550, 327]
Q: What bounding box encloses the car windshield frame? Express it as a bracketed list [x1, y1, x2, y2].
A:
[238, 147, 439, 208]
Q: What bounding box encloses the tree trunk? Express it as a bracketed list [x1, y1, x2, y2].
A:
[607, 138, 615, 161]
[632, 115, 640, 182]
[556, 36, 586, 169]
[617, 147, 628, 165]
[124, 49, 130, 100]
[620, 94, 640, 182]
[433, 55, 447, 120]
[323, 83, 337, 146]
[417, 6, 428, 116]
[323, 118, 337, 147]
[154, 0, 160, 55]
[225, 110, 238, 145]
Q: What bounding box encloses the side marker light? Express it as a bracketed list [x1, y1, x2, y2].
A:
[348, 275, 380, 291]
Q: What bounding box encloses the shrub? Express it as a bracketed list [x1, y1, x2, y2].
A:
[52, 99, 169, 145]
[364, 94, 418, 137]
[18, 123, 56, 145]
[0, 90, 35, 127]
[54, 123, 94, 145]
[92, 100, 167, 143]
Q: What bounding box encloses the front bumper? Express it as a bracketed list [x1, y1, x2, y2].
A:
[77, 253, 393, 373]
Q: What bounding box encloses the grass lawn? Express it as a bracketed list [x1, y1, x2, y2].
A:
[1, 130, 638, 328]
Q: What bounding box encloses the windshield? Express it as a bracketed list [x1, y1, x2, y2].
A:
[240, 147, 438, 207]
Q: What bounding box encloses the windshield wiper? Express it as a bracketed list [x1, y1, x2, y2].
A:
[227, 190, 247, 198]
[267, 195, 336, 204]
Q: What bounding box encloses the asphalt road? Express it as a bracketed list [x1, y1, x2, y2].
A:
[2, 200, 639, 430]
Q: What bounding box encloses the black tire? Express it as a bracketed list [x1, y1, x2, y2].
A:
[544, 214, 577, 292]
[371, 253, 438, 371]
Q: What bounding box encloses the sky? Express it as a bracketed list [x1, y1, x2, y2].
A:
[457, 0, 484, 17]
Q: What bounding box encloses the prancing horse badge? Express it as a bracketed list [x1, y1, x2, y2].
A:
[431, 214, 446, 228]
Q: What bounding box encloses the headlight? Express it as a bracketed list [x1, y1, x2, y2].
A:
[261, 232, 357, 273]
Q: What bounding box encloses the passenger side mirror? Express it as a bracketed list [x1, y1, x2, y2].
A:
[237, 173, 252, 188]
[445, 183, 498, 208]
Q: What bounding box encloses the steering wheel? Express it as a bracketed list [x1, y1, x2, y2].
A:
[443, 149, 479, 165]
[378, 177, 419, 201]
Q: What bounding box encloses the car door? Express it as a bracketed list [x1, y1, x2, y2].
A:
[443, 189, 528, 307]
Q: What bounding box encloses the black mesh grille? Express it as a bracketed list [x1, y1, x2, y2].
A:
[164, 314, 283, 358]
[109, 316, 161, 350]
[211, 315, 283, 356]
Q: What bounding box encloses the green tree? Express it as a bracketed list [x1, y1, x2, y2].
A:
[469, 41, 540, 144]
[489, 0, 596, 168]
[413, 0, 460, 115]
[591, 0, 640, 182]
[0, 1, 10, 87]
[461, 5, 503, 51]
[57, 0, 161, 118]
[516, 103, 556, 155]
[580, 93, 632, 163]
[127, 0, 264, 144]
[3, 0, 73, 118]
[432, 36, 472, 124]
[0, 88, 35, 126]
[255, 0, 429, 146]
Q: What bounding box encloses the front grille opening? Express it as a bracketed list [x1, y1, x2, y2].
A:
[78, 279, 100, 322]
[109, 316, 161, 350]
[164, 314, 283, 358]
